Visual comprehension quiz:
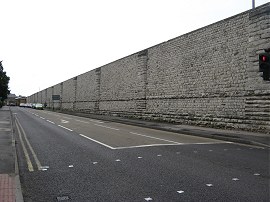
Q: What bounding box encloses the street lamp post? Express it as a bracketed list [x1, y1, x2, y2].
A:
[252, 0, 255, 9]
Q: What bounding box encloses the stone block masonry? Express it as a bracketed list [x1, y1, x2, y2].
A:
[27, 3, 270, 133]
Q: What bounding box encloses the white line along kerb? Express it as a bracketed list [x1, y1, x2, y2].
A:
[94, 124, 119, 131]
[129, 132, 180, 144]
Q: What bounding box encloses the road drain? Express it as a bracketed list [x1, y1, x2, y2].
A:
[56, 196, 70, 201]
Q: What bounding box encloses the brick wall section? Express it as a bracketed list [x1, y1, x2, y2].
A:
[62, 78, 76, 110]
[41, 90, 46, 104]
[145, 11, 250, 129]
[245, 5, 270, 131]
[46, 87, 53, 108]
[27, 3, 270, 133]
[99, 51, 147, 115]
[75, 68, 100, 113]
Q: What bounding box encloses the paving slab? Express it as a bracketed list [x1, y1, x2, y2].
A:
[0, 106, 23, 202]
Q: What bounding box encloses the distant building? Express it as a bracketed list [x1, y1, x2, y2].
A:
[6, 94, 17, 106]
[15, 96, 27, 106]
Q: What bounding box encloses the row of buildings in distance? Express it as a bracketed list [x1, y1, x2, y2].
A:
[5, 94, 27, 106]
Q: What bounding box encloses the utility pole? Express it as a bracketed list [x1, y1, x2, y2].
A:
[252, 0, 255, 9]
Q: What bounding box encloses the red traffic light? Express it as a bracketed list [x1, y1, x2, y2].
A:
[260, 54, 269, 62]
[262, 55, 267, 62]
[259, 52, 270, 81]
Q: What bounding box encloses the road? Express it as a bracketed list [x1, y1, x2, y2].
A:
[11, 107, 269, 202]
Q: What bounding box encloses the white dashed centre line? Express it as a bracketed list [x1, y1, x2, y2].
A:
[46, 120, 55, 124]
[58, 125, 73, 131]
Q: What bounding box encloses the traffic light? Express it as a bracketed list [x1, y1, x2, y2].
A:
[259, 52, 270, 81]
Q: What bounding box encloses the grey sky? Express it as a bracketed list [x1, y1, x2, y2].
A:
[0, 0, 269, 96]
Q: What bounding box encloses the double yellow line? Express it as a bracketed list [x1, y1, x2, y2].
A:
[15, 115, 42, 172]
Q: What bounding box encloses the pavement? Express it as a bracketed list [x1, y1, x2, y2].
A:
[0, 106, 269, 202]
[0, 106, 23, 202]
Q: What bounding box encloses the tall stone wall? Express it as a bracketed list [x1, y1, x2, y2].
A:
[62, 78, 76, 110]
[46, 87, 53, 108]
[99, 51, 147, 116]
[245, 5, 270, 131]
[145, 10, 250, 129]
[27, 3, 270, 133]
[75, 68, 100, 113]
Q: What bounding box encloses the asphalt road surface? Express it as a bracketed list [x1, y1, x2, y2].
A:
[11, 107, 269, 202]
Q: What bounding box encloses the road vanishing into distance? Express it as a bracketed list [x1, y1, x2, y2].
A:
[11, 107, 269, 202]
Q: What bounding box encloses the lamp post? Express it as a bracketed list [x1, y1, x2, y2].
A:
[252, 0, 255, 9]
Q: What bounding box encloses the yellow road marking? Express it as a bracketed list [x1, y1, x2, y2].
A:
[15, 116, 43, 171]
[15, 120, 34, 172]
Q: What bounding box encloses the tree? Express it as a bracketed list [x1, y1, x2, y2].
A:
[0, 61, 10, 107]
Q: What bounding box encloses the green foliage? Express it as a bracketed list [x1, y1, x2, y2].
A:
[0, 61, 10, 103]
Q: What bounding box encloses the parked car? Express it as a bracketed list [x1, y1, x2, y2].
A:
[19, 103, 26, 107]
[26, 103, 33, 108]
[35, 103, 43, 110]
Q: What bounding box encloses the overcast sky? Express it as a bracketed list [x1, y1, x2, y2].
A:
[1, 0, 269, 96]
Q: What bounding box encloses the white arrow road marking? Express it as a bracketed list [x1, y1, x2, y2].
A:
[61, 119, 69, 124]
